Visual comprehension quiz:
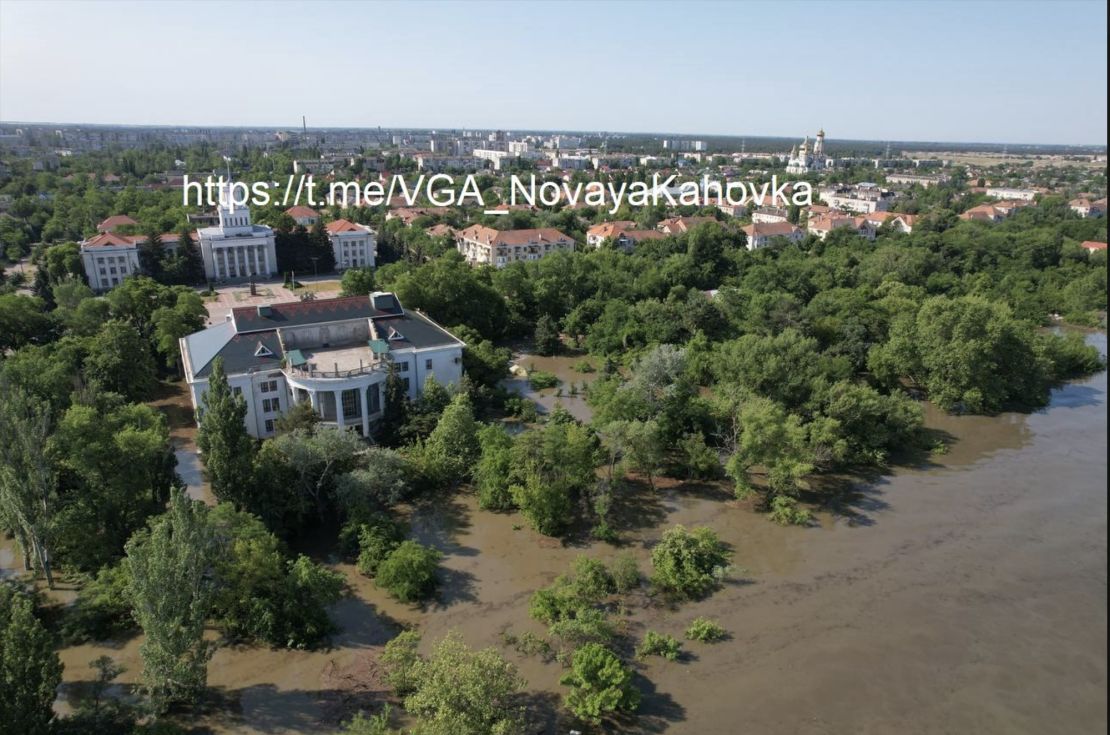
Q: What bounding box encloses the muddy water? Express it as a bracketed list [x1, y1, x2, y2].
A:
[505, 350, 603, 423]
[39, 337, 1109, 734]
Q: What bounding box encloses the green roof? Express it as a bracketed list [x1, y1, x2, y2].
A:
[368, 339, 390, 355]
[287, 348, 307, 367]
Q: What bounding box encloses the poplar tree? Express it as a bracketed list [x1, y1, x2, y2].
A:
[0, 388, 57, 588]
[196, 357, 255, 507]
[126, 489, 214, 712]
[0, 586, 63, 735]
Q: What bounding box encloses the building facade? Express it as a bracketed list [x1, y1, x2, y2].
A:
[326, 219, 376, 269]
[179, 292, 465, 439]
[196, 186, 278, 281]
[80, 231, 189, 292]
[455, 225, 574, 267]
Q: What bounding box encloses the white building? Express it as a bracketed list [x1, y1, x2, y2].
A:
[285, 206, 320, 226]
[1069, 197, 1106, 218]
[455, 225, 574, 267]
[326, 219, 376, 270]
[196, 185, 278, 281]
[785, 129, 832, 174]
[985, 186, 1040, 201]
[80, 231, 189, 292]
[473, 149, 513, 170]
[886, 173, 946, 188]
[818, 183, 894, 213]
[741, 222, 804, 250]
[180, 292, 465, 438]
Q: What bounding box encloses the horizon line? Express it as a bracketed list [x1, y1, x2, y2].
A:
[1, 119, 1105, 151]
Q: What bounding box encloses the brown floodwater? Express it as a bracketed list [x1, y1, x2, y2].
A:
[16, 336, 1105, 734]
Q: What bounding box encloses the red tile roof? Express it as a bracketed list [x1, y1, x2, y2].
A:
[325, 218, 370, 234]
[96, 214, 138, 232]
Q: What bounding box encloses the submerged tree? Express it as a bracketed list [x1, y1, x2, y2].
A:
[0, 388, 58, 588]
[196, 357, 255, 508]
[126, 490, 215, 712]
[0, 585, 63, 735]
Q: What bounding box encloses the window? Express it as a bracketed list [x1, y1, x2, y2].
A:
[341, 389, 360, 419]
[264, 419, 275, 433]
[368, 385, 381, 414]
[263, 397, 281, 413]
[402, 377, 411, 391]
[425, 359, 433, 371]
[260, 380, 278, 393]
[396, 361, 409, 373]
[233, 386, 242, 397]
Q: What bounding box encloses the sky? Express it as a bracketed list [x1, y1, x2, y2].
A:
[0, 0, 1107, 146]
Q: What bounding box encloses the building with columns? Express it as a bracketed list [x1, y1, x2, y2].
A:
[179, 292, 465, 439]
[196, 186, 278, 282]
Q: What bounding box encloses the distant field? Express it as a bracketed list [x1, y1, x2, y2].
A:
[906, 151, 1105, 169]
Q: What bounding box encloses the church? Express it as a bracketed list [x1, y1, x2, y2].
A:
[786, 129, 831, 174]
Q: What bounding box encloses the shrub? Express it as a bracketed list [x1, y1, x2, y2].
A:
[376, 541, 442, 603]
[767, 496, 814, 527]
[549, 607, 616, 647]
[62, 563, 135, 643]
[650, 525, 730, 599]
[678, 432, 721, 479]
[609, 553, 641, 594]
[636, 630, 681, 661]
[684, 617, 727, 642]
[573, 360, 595, 373]
[382, 630, 422, 695]
[571, 556, 615, 601]
[560, 643, 641, 724]
[528, 371, 561, 390]
[355, 517, 406, 577]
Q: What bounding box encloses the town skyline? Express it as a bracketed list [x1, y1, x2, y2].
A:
[1, 0, 1107, 146]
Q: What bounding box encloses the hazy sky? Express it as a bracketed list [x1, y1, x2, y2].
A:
[1, 0, 1106, 145]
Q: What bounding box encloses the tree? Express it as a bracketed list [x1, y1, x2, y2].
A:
[340, 266, 376, 296]
[650, 524, 730, 599]
[474, 425, 515, 510]
[196, 358, 256, 508]
[126, 490, 215, 712]
[0, 390, 58, 588]
[419, 392, 479, 485]
[402, 632, 525, 735]
[83, 320, 157, 401]
[533, 314, 562, 356]
[0, 294, 53, 352]
[559, 643, 640, 724]
[376, 540, 441, 603]
[0, 585, 63, 735]
[150, 291, 206, 372]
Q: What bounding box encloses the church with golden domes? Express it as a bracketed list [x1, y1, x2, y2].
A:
[786, 129, 831, 174]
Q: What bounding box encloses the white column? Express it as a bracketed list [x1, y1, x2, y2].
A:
[263, 245, 271, 275]
[309, 390, 320, 416]
[253, 246, 261, 275]
[334, 390, 345, 429]
[360, 387, 369, 437]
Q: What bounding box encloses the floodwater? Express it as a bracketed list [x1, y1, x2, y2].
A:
[504, 350, 604, 423]
[19, 336, 1107, 733]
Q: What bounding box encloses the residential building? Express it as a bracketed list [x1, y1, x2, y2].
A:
[808, 214, 872, 241]
[179, 292, 465, 439]
[742, 222, 804, 250]
[859, 211, 918, 234]
[656, 216, 718, 235]
[818, 183, 894, 213]
[886, 173, 946, 188]
[96, 214, 138, 232]
[586, 221, 636, 248]
[285, 205, 321, 226]
[326, 219, 376, 270]
[1070, 197, 1106, 218]
[455, 225, 574, 267]
[80, 231, 191, 292]
[958, 201, 1031, 222]
[1080, 240, 1107, 253]
[751, 206, 790, 224]
[985, 186, 1040, 201]
[196, 184, 278, 281]
[586, 221, 664, 250]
